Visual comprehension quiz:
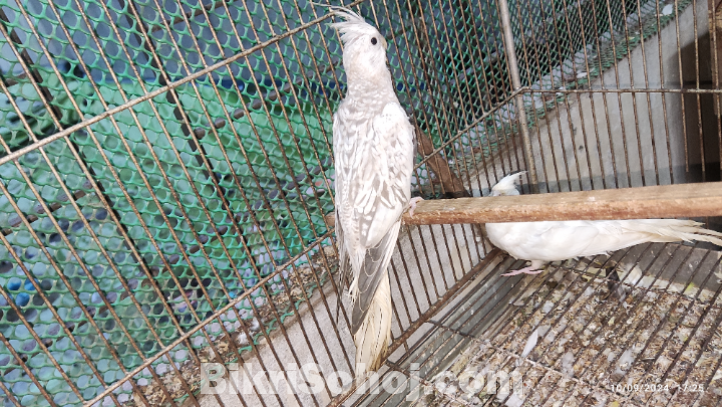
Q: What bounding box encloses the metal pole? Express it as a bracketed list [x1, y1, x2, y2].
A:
[497, 0, 540, 192]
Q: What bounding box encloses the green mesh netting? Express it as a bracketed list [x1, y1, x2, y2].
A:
[0, 0, 688, 404]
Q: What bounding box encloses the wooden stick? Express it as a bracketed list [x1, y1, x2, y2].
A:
[325, 182, 722, 226]
[402, 182, 722, 224]
[414, 122, 470, 198]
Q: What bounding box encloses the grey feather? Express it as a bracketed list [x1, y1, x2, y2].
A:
[335, 209, 351, 324]
[351, 220, 401, 333]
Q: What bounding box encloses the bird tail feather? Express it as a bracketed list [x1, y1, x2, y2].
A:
[622, 219, 722, 247]
[353, 273, 392, 376]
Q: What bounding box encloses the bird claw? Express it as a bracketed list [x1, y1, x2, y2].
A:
[501, 266, 544, 277]
[408, 197, 424, 217]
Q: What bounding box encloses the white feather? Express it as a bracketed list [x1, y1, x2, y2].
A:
[353, 273, 392, 375]
[487, 174, 722, 270]
[521, 328, 539, 359]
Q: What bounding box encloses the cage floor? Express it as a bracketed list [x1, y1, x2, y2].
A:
[348, 243, 722, 407]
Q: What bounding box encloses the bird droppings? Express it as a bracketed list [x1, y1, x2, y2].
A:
[424, 249, 722, 407]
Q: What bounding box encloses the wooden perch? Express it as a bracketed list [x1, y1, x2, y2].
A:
[402, 182, 722, 225]
[325, 182, 722, 227]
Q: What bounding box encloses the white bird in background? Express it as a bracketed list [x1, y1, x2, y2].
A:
[486, 172, 722, 276]
[329, 8, 420, 375]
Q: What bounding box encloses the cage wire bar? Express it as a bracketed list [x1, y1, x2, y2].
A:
[0, 0, 719, 405]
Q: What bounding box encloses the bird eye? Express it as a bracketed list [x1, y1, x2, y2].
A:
[371, 37, 377, 45]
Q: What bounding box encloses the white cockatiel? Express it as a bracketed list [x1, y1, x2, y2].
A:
[329, 8, 419, 375]
[487, 172, 722, 276]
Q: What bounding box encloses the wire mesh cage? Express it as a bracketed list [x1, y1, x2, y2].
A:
[0, 0, 720, 405]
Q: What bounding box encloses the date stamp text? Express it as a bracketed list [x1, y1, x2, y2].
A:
[610, 383, 705, 393]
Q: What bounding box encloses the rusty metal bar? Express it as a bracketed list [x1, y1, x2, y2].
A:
[0, 8, 58, 116]
[497, 0, 539, 192]
[0, 0, 235, 88]
[160, 0, 349, 402]
[29, 0, 246, 398]
[532, 87, 722, 94]
[516, 243, 699, 406]
[6, 82, 722, 172]
[578, 247, 720, 406]
[514, 0, 559, 193]
[115, 1, 321, 404]
[394, 254, 606, 407]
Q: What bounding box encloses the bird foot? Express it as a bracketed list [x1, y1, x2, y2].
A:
[501, 266, 544, 277]
[408, 197, 424, 217]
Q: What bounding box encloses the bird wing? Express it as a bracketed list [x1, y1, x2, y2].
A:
[333, 110, 353, 323]
[334, 205, 351, 324]
[488, 221, 621, 262]
[334, 101, 414, 334]
[489, 219, 712, 263]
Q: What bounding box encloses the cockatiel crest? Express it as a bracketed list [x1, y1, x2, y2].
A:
[328, 6, 415, 376]
[328, 8, 388, 48]
[328, 8, 389, 82]
[490, 171, 526, 196]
